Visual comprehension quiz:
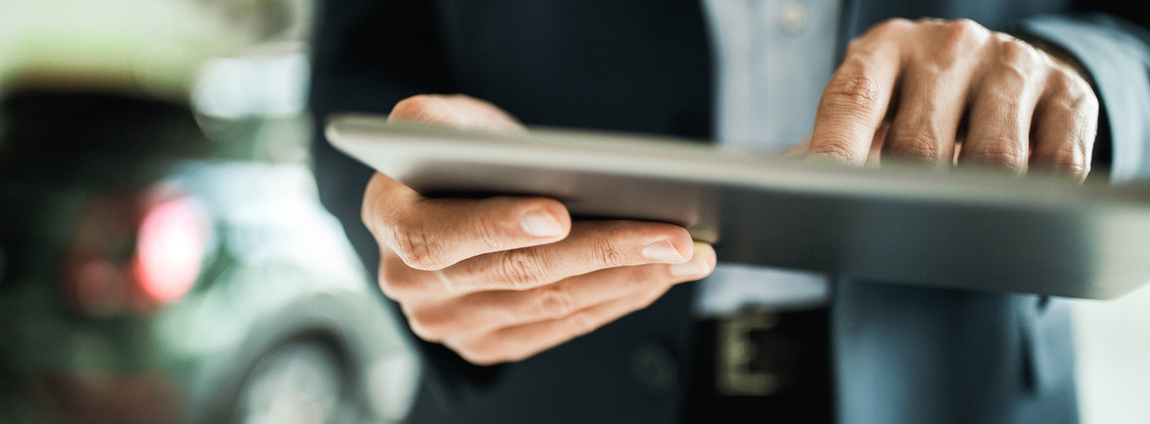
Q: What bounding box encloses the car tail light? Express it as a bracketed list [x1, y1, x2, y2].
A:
[63, 185, 210, 316]
[132, 195, 208, 304]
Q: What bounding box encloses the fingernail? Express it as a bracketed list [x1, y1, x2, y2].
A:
[670, 260, 708, 277]
[642, 241, 685, 263]
[520, 210, 563, 237]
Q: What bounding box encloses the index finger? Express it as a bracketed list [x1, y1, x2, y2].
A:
[363, 172, 572, 271]
[808, 40, 903, 165]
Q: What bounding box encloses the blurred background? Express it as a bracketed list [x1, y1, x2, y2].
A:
[0, 1, 1146, 423]
[0, 1, 419, 423]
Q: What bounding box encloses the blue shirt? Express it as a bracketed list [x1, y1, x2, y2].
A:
[696, 0, 843, 316]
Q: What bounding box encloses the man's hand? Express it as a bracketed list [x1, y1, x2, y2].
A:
[808, 18, 1100, 180]
[363, 94, 717, 365]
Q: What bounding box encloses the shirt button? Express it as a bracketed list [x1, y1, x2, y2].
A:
[630, 343, 678, 394]
[779, 0, 807, 34]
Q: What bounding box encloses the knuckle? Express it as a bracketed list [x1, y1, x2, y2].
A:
[823, 65, 885, 117]
[625, 265, 665, 289]
[376, 275, 400, 299]
[409, 320, 446, 343]
[450, 340, 505, 366]
[377, 254, 421, 299]
[945, 19, 986, 39]
[1051, 64, 1079, 81]
[992, 61, 1031, 87]
[405, 309, 448, 342]
[889, 128, 944, 160]
[843, 37, 882, 60]
[925, 50, 961, 74]
[1045, 67, 1078, 92]
[470, 213, 505, 251]
[1047, 146, 1090, 176]
[937, 19, 987, 57]
[998, 38, 1041, 70]
[377, 279, 406, 301]
[568, 311, 598, 336]
[868, 18, 912, 38]
[586, 222, 635, 264]
[969, 137, 1027, 169]
[592, 235, 629, 267]
[844, 38, 867, 56]
[390, 220, 445, 270]
[807, 138, 859, 164]
[1048, 68, 1096, 107]
[533, 285, 576, 319]
[495, 250, 546, 289]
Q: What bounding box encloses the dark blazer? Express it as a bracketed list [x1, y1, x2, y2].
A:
[308, 1, 1150, 423]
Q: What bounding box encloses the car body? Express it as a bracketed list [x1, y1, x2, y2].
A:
[0, 91, 418, 423]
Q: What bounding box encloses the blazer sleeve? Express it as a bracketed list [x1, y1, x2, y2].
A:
[1014, 12, 1150, 183]
[307, 0, 502, 416]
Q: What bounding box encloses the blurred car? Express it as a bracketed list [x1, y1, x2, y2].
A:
[0, 91, 419, 424]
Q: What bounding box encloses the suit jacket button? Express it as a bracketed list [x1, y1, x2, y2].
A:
[630, 343, 678, 394]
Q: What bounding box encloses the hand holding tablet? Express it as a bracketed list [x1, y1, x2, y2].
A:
[356, 95, 716, 365]
[330, 95, 1150, 301]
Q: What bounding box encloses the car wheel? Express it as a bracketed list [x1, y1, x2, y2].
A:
[231, 341, 355, 424]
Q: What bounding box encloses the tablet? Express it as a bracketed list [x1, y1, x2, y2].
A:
[326, 114, 1150, 300]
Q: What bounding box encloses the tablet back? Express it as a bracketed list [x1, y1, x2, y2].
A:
[327, 114, 1150, 299]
